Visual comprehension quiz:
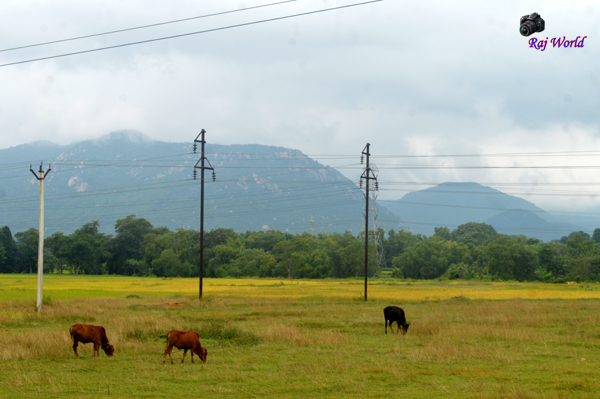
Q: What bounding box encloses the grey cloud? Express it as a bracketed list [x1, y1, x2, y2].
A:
[0, 0, 599, 211]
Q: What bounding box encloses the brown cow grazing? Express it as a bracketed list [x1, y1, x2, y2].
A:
[163, 330, 207, 364]
[69, 323, 114, 357]
[384, 306, 410, 335]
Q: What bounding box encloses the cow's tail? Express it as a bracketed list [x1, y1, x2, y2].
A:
[69, 325, 75, 341]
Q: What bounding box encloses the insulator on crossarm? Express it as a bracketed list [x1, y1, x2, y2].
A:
[375, 181, 379, 191]
[359, 180, 363, 189]
[193, 143, 197, 153]
[360, 155, 364, 164]
[212, 171, 216, 181]
[193, 170, 197, 180]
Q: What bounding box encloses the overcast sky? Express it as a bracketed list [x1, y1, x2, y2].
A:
[1, 0, 599, 211]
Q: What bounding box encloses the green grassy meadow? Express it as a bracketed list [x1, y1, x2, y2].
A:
[2, 275, 600, 398]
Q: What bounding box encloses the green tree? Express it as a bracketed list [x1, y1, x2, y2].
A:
[65, 222, 110, 275]
[124, 259, 149, 276]
[433, 226, 452, 241]
[487, 235, 537, 281]
[272, 240, 302, 278]
[170, 229, 201, 270]
[152, 249, 191, 277]
[45, 232, 69, 274]
[0, 243, 6, 272]
[538, 243, 564, 280]
[107, 215, 153, 275]
[566, 233, 594, 255]
[204, 228, 240, 275]
[383, 229, 424, 268]
[560, 231, 591, 244]
[451, 223, 497, 245]
[0, 226, 17, 273]
[223, 248, 276, 277]
[564, 255, 600, 282]
[303, 248, 331, 278]
[394, 240, 468, 279]
[592, 228, 600, 244]
[208, 237, 245, 277]
[243, 230, 289, 252]
[15, 228, 39, 273]
[271, 232, 337, 278]
[332, 241, 378, 278]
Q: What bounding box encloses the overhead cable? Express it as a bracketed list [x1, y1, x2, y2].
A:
[0, 0, 383, 68]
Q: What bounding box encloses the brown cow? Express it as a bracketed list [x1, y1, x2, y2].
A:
[69, 323, 114, 357]
[163, 330, 207, 364]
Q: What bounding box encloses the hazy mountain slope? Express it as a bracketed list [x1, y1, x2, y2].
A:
[0, 131, 403, 235]
[485, 209, 578, 241]
[379, 182, 584, 240]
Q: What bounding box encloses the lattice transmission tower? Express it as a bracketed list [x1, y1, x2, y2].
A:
[360, 161, 386, 269]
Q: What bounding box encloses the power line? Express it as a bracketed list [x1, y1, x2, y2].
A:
[0, 0, 299, 53]
[210, 149, 600, 158]
[37, 163, 600, 170]
[3, 148, 600, 169]
[0, 0, 383, 68]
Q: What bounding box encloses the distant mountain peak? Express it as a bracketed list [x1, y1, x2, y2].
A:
[96, 130, 152, 143]
[423, 182, 501, 193]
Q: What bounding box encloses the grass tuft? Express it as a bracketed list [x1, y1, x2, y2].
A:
[199, 321, 261, 346]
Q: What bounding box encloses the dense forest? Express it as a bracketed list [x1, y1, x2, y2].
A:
[1, 215, 600, 282]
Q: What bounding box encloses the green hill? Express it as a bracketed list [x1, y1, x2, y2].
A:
[380, 182, 583, 240]
[0, 131, 403, 236]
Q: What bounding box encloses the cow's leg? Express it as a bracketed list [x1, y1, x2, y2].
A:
[163, 345, 174, 364]
[72, 339, 79, 357]
[190, 351, 195, 364]
[94, 342, 100, 356]
[385, 319, 388, 334]
[181, 349, 188, 363]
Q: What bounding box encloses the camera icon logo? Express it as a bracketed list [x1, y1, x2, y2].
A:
[520, 12, 545, 36]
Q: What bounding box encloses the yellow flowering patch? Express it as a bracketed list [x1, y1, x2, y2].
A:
[1, 274, 600, 302]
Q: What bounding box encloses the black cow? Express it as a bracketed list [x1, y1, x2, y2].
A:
[384, 306, 410, 335]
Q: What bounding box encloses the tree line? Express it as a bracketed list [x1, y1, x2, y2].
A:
[1, 216, 600, 282]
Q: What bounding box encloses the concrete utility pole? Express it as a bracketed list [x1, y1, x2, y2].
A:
[359, 144, 378, 301]
[30, 162, 51, 312]
[193, 130, 215, 299]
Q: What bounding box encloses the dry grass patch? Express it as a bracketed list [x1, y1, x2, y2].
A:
[261, 324, 350, 346]
[0, 329, 71, 361]
[262, 324, 310, 345]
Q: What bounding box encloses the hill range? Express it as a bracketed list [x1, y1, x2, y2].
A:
[0, 131, 596, 241]
[380, 182, 594, 241]
[0, 131, 402, 236]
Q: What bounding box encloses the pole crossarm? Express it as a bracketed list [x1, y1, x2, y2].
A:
[193, 130, 215, 181]
[30, 162, 51, 180]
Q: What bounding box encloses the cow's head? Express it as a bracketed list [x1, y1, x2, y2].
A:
[195, 346, 208, 363]
[400, 323, 410, 335]
[103, 344, 115, 357]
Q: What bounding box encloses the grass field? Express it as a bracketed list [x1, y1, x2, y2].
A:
[2, 275, 600, 398]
